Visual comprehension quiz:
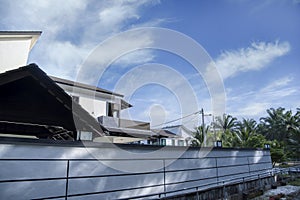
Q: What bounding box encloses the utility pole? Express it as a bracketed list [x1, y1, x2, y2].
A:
[201, 108, 205, 147]
[200, 108, 212, 147]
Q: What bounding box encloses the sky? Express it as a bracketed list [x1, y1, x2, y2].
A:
[1, 0, 299, 129]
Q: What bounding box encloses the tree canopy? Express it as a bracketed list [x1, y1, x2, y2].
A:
[192, 107, 300, 165]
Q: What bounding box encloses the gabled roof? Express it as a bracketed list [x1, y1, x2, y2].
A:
[151, 129, 179, 138]
[50, 76, 124, 97]
[0, 63, 105, 140]
[50, 76, 132, 109]
[162, 125, 194, 137]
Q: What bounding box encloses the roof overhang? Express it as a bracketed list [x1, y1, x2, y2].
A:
[0, 31, 42, 50]
[0, 31, 42, 73]
[93, 136, 144, 144]
[105, 127, 157, 139]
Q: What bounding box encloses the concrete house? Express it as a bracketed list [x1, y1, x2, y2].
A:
[161, 125, 194, 146]
[0, 31, 41, 73]
[51, 76, 157, 143]
[0, 64, 105, 140]
[0, 31, 158, 143]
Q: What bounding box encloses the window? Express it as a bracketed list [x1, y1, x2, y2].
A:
[107, 102, 113, 117]
[160, 138, 166, 146]
[171, 139, 175, 146]
[178, 140, 184, 146]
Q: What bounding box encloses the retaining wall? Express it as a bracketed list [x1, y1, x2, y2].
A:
[0, 138, 273, 199]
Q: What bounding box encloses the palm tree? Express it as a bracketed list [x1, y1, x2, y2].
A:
[213, 114, 237, 147]
[258, 107, 300, 160]
[259, 107, 297, 142]
[235, 118, 257, 147]
[191, 125, 209, 147]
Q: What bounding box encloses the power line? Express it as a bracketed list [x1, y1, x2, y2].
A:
[151, 110, 202, 128]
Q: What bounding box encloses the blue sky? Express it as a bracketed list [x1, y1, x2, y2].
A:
[1, 0, 299, 129]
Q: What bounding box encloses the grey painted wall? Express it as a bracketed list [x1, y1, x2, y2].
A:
[0, 140, 272, 199]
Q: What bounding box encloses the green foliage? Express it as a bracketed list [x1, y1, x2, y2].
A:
[288, 178, 300, 186]
[234, 118, 258, 147]
[268, 140, 287, 167]
[244, 134, 266, 148]
[191, 125, 207, 147]
[213, 114, 237, 147]
[192, 107, 300, 162]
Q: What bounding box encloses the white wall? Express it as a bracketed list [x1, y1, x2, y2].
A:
[0, 141, 273, 200]
[0, 38, 32, 72]
[0, 32, 41, 73]
[79, 96, 107, 118]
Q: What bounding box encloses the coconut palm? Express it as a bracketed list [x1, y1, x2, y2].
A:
[259, 107, 300, 160]
[259, 107, 297, 142]
[213, 114, 237, 147]
[191, 125, 209, 147]
[235, 118, 257, 147]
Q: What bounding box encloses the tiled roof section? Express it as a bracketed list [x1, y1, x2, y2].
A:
[50, 76, 124, 97]
[151, 129, 179, 138]
[162, 125, 194, 137]
[0, 63, 105, 138]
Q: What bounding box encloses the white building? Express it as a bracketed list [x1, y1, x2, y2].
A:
[51, 76, 132, 119]
[0, 30, 167, 144]
[0, 31, 41, 73]
[50, 76, 159, 143]
[160, 125, 194, 146]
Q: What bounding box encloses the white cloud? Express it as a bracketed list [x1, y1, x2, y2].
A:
[261, 76, 293, 92]
[114, 50, 156, 68]
[228, 76, 299, 119]
[215, 41, 290, 79]
[1, 0, 162, 80]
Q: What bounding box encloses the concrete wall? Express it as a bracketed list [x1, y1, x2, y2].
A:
[79, 96, 107, 118]
[0, 139, 273, 199]
[0, 31, 41, 73]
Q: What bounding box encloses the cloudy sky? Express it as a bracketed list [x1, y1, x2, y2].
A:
[1, 0, 299, 129]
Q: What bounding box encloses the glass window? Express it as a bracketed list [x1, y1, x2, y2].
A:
[178, 140, 184, 146]
[171, 139, 175, 146]
[160, 138, 166, 146]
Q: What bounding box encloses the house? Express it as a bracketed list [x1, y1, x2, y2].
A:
[50, 76, 158, 143]
[0, 30, 170, 144]
[161, 125, 194, 146]
[0, 31, 41, 73]
[0, 64, 105, 140]
[50, 76, 132, 119]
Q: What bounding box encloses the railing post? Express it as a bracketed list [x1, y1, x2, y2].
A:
[258, 174, 262, 189]
[222, 181, 226, 200]
[196, 187, 199, 200]
[65, 160, 70, 200]
[215, 158, 219, 185]
[247, 157, 251, 175]
[163, 159, 166, 197]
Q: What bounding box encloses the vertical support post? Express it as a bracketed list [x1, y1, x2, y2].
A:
[222, 181, 226, 200]
[196, 187, 199, 200]
[201, 108, 206, 147]
[163, 159, 166, 197]
[65, 160, 70, 200]
[215, 158, 219, 185]
[247, 157, 251, 175]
